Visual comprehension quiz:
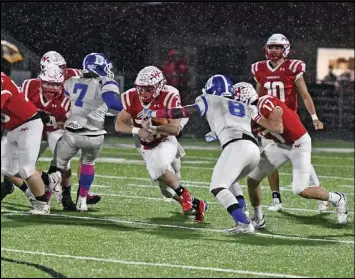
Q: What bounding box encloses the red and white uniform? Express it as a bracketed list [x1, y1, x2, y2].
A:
[1, 72, 38, 130]
[251, 59, 306, 111]
[1, 72, 43, 179]
[256, 95, 307, 145]
[249, 95, 312, 195]
[121, 85, 182, 181]
[20, 68, 80, 155]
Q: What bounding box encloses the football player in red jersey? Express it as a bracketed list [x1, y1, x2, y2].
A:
[2, 51, 101, 210]
[235, 83, 348, 226]
[1, 72, 62, 214]
[115, 66, 206, 222]
[251, 33, 326, 212]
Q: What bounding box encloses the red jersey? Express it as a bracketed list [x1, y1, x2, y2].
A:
[121, 85, 181, 149]
[256, 95, 307, 145]
[21, 78, 71, 133]
[1, 72, 38, 130]
[251, 59, 306, 111]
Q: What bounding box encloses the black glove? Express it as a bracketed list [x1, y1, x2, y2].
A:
[38, 110, 50, 124]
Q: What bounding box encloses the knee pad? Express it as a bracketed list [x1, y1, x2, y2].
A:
[18, 165, 35, 180]
[171, 158, 181, 180]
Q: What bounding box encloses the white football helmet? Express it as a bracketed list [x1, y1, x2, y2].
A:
[39, 65, 65, 100]
[264, 33, 291, 61]
[40, 51, 67, 71]
[134, 66, 166, 103]
[233, 82, 258, 105]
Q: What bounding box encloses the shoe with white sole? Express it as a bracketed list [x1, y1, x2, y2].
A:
[76, 196, 88, 212]
[28, 200, 50, 215]
[317, 200, 329, 213]
[332, 192, 349, 224]
[251, 215, 266, 229]
[268, 198, 283, 212]
[228, 222, 255, 234]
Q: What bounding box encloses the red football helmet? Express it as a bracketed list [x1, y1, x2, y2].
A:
[39, 65, 64, 100]
[134, 66, 166, 104]
[264, 34, 291, 62]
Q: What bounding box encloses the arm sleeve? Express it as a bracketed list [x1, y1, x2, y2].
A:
[101, 91, 123, 111]
[194, 95, 208, 117]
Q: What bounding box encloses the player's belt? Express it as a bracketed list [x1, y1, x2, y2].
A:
[222, 134, 259, 150]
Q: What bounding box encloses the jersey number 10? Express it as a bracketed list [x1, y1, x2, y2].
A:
[264, 81, 285, 102]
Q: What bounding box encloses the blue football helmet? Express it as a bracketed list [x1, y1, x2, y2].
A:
[82, 53, 114, 79]
[202, 74, 233, 98]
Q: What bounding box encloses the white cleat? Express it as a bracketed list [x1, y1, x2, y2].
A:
[24, 188, 36, 202]
[28, 200, 50, 215]
[228, 222, 255, 234]
[317, 200, 329, 213]
[268, 198, 283, 212]
[76, 196, 88, 212]
[48, 171, 63, 203]
[251, 215, 266, 229]
[333, 192, 349, 224]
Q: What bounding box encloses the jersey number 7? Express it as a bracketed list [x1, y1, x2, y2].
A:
[73, 83, 88, 107]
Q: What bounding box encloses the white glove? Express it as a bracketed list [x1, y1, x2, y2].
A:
[205, 131, 218, 142]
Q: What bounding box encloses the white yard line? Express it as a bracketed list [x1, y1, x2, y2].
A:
[0, 247, 309, 278]
[2, 210, 353, 245]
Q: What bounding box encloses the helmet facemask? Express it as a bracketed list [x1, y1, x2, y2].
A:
[39, 65, 64, 101]
[134, 66, 166, 105]
[41, 80, 63, 101]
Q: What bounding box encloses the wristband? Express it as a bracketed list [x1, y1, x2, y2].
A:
[132, 127, 140, 134]
[311, 114, 318, 121]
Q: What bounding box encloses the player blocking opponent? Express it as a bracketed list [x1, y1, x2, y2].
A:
[235, 83, 349, 226]
[138, 74, 260, 233]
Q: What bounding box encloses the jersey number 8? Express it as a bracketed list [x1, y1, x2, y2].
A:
[228, 101, 245, 117]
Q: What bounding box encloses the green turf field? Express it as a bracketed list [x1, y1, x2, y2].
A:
[1, 138, 354, 278]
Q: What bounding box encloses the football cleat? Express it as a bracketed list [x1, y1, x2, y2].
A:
[332, 192, 349, 224]
[28, 200, 50, 215]
[228, 222, 255, 234]
[194, 200, 208, 223]
[250, 215, 266, 229]
[317, 200, 329, 213]
[268, 198, 283, 212]
[76, 196, 88, 212]
[178, 189, 193, 213]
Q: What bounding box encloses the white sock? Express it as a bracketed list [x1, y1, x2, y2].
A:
[328, 192, 340, 204]
[253, 205, 263, 219]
